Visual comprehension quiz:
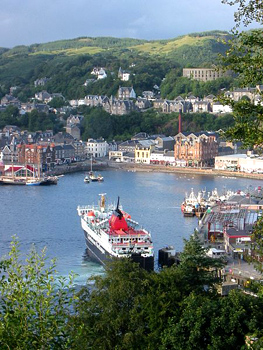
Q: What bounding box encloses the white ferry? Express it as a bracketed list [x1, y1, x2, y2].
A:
[77, 194, 154, 271]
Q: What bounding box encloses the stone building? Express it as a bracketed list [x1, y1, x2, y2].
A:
[183, 68, 228, 81]
[17, 143, 56, 171]
[174, 132, 218, 167]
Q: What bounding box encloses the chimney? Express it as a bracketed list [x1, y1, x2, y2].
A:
[178, 108, 182, 133]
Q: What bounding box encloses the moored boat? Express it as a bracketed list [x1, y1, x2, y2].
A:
[84, 176, 90, 183]
[26, 179, 42, 186]
[0, 177, 26, 185]
[77, 194, 154, 271]
[89, 172, 104, 182]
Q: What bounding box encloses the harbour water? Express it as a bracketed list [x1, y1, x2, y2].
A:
[0, 169, 261, 285]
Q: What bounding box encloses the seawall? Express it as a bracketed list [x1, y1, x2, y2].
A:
[49, 160, 263, 181]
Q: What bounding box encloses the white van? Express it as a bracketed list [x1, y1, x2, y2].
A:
[207, 248, 226, 259]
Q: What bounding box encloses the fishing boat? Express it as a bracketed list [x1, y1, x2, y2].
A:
[77, 194, 154, 271]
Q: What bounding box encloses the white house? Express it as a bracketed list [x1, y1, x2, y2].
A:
[86, 139, 109, 158]
[212, 102, 233, 114]
[97, 68, 107, 80]
[91, 67, 107, 80]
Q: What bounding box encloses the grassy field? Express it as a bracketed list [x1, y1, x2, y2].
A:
[130, 35, 226, 55]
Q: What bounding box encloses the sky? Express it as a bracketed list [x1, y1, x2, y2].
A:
[0, 0, 260, 48]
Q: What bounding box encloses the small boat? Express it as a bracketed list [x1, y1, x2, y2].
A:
[84, 176, 90, 183]
[26, 179, 42, 186]
[182, 204, 195, 217]
[40, 176, 58, 185]
[89, 172, 104, 182]
[88, 155, 104, 182]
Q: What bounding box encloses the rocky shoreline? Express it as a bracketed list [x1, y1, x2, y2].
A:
[49, 160, 263, 180]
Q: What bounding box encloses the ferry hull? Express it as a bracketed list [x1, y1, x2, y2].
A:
[83, 230, 154, 271]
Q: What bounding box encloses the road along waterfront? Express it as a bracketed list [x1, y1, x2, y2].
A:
[50, 159, 263, 181]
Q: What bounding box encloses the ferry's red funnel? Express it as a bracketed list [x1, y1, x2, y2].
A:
[109, 197, 128, 231]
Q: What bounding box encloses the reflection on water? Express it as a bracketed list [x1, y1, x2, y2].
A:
[0, 169, 260, 285]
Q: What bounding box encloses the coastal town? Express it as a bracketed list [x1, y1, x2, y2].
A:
[0, 69, 262, 287]
[1, 65, 263, 176]
[1, 0, 263, 346]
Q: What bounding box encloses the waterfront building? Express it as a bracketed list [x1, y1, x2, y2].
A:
[150, 150, 175, 165]
[199, 192, 263, 259]
[73, 141, 86, 161]
[17, 143, 56, 171]
[174, 132, 218, 167]
[154, 136, 175, 151]
[86, 138, 109, 158]
[118, 140, 139, 153]
[109, 150, 134, 162]
[135, 140, 155, 164]
[215, 153, 263, 173]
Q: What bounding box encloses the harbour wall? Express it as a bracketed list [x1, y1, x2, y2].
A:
[49, 160, 263, 180]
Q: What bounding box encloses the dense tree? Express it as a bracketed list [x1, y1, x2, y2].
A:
[219, 1, 263, 148]
[0, 105, 20, 128]
[160, 74, 234, 100]
[48, 96, 68, 108]
[222, 0, 263, 27]
[161, 291, 263, 350]
[71, 259, 151, 350]
[71, 235, 228, 350]
[0, 238, 76, 349]
[79, 107, 234, 141]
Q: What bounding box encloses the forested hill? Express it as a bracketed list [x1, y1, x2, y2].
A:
[0, 30, 231, 101]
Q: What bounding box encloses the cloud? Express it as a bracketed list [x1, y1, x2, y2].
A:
[0, 0, 260, 48]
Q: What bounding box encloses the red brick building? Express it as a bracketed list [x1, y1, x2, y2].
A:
[174, 132, 218, 167]
[17, 144, 56, 172]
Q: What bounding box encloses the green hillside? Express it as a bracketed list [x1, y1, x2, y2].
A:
[0, 31, 232, 100]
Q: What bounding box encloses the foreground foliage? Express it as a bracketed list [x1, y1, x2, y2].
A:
[0, 238, 76, 350]
[219, 1, 263, 149]
[1, 235, 263, 349]
[71, 235, 263, 350]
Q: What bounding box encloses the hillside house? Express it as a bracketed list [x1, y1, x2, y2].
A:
[1, 95, 20, 107]
[66, 125, 81, 140]
[34, 77, 50, 87]
[91, 67, 107, 80]
[118, 87, 136, 100]
[193, 101, 212, 113]
[118, 67, 130, 81]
